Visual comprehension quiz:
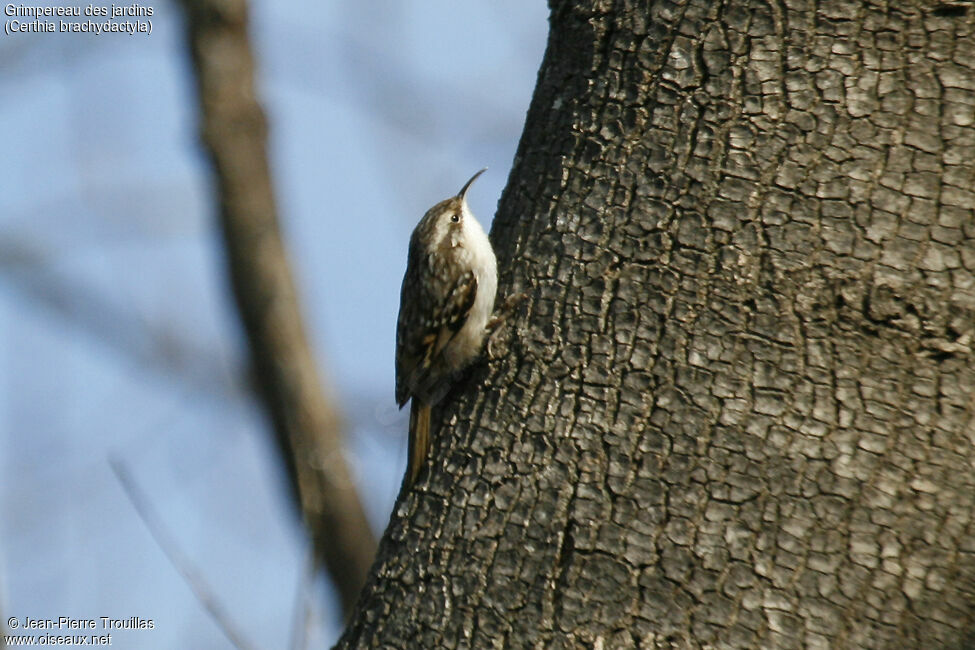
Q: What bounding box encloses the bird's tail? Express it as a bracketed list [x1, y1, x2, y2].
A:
[406, 401, 432, 487]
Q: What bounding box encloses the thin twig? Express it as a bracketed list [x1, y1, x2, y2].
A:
[109, 457, 258, 650]
[289, 545, 318, 650]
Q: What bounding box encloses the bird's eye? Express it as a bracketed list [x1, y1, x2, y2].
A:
[450, 214, 460, 223]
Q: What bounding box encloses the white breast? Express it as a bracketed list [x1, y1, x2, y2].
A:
[444, 205, 497, 370]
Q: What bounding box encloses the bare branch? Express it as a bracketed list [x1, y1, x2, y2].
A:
[109, 458, 258, 650]
[176, 0, 376, 615]
[0, 235, 247, 404]
[289, 548, 317, 650]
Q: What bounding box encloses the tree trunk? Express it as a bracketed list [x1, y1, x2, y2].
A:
[339, 0, 975, 647]
[178, 0, 376, 616]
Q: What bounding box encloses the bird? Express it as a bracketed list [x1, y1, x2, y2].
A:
[395, 169, 498, 487]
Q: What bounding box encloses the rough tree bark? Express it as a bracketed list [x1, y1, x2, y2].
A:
[339, 0, 975, 647]
[178, 0, 376, 615]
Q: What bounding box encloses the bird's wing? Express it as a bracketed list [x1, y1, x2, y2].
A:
[395, 266, 477, 407]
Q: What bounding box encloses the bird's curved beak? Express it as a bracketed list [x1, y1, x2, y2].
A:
[457, 168, 487, 203]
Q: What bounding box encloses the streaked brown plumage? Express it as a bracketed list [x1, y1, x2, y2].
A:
[395, 170, 497, 487]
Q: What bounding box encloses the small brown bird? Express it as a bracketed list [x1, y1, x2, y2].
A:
[395, 169, 498, 487]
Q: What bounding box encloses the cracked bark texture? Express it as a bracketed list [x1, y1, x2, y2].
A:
[339, 0, 975, 647]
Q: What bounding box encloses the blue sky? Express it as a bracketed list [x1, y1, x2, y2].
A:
[0, 2, 548, 646]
